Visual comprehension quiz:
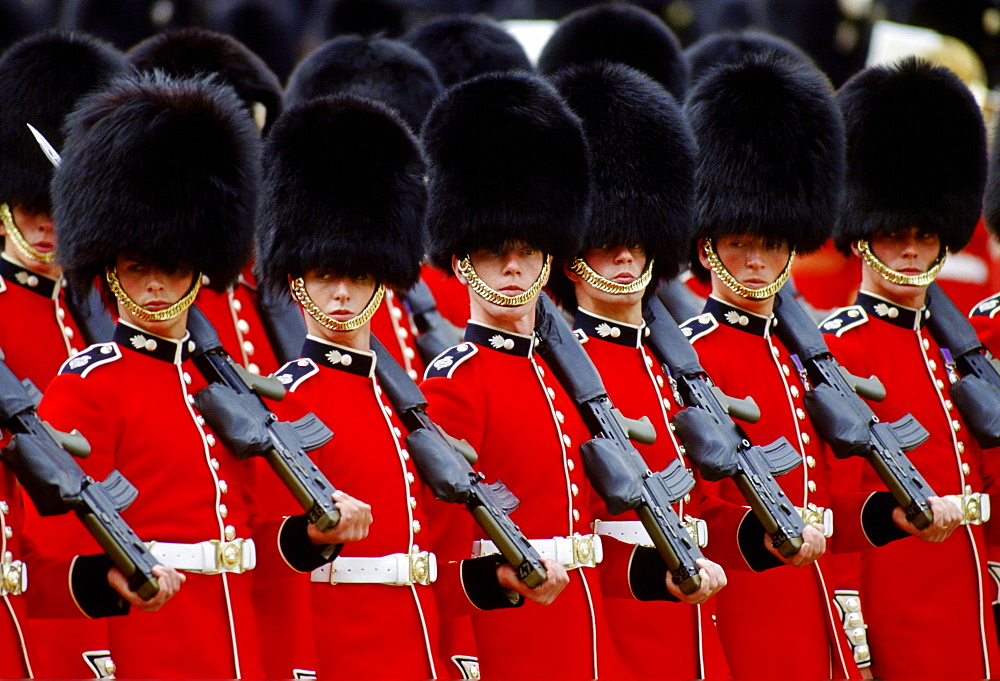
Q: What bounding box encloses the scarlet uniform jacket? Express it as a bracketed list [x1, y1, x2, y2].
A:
[372, 288, 425, 381]
[682, 297, 874, 680]
[28, 321, 317, 679]
[823, 291, 1000, 678]
[573, 308, 730, 680]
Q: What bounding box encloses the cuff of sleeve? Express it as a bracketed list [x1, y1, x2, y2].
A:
[461, 555, 524, 610]
[861, 492, 910, 546]
[279, 514, 340, 572]
[737, 510, 784, 572]
[628, 546, 680, 602]
[70, 555, 130, 619]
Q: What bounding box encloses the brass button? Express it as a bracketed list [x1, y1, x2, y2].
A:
[224, 525, 236, 541]
[802, 433, 811, 445]
[796, 408, 806, 420]
[928, 359, 937, 371]
[183, 372, 192, 385]
[936, 379, 945, 390]
[393, 427, 402, 438]
[790, 386, 800, 399]
[957, 441, 965, 454]
[210, 458, 220, 471]
[683, 493, 691, 504]
[401, 448, 410, 461]
[782, 365, 790, 376]
[0, 501, 8, 514]
[407, 472, 415, 484]
[555, 410, 565, 424]
[645, 356, 653, 367]
[806, 455, 816, 468]
[922, 338, 930, 350]
[242, 341, 255, 355]
[952, 420, 962, 432]
[807, 480, 817, 493]
[412, 520, 422, 534]
[562, 434, 572, 447]
[4, 527, 12, 539]
[546, 387, 556, 400]
[233, 299, 242, 312]
[410, 496, 417, 509]
[218, 480, 229, 494]
[567, 459, 575, 472]
[537, 365, 545, 377]
[404, 347, 416, 360]
[237, 319, 250, 333]
[571, 484, 579, 497]
[572, 509, 580, 522]
[945, 400, 954, 411]
[219, 504, 229, 519]
[656, 375, 665, 388]
[206, 434, 217, 447]
[962, 462, 971, 476]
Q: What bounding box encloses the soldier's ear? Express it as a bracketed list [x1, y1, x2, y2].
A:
[452, 255, 468, 284]
[850, 241, 863, 259]
[696, 239, 711, 270]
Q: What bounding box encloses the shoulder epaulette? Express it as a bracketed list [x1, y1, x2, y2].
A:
[971, 293, 1000, 319]
[424, 343, 478, 379]
[679, 313, 719, 343]
[819, 305, 868, 337]
[273, 358, 319, 392]
[58, 343, 121, 377]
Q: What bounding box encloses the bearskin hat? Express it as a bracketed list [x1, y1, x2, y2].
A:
[284, 35, 441, 133]
[256, 96, 425, 298]
[547, 61, 696, 311]
[405, 14, 532, 88]
[128, 27, 283, 133]
[422, 71, 589, 272]
[52, 72, 261, 295]
[685, 30, 812, 91]
[537, 3, 689, 101]
[837, 58, 986, 254]
[58, 0, 205, 50]
[685, 52, 844, 278]
[0, 30, 130, 214]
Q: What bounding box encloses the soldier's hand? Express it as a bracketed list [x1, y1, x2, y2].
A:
[893, 495, 962, 543]
[308, 490, 373, 545]
[496, 557, 569, 605]
[767, 523, 826, 566]
[108, 564, 185, 612]
[667, 557, 726, 604]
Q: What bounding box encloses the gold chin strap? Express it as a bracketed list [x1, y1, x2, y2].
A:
[856, 239, 946, 286]
[703, 238, 795, 300]
[106, 266, 201, 322]
[290, 277, 385, 332]
[570, 257, 654, 295]
[457, 254, 552, 307]
[1, 203, 55, 264]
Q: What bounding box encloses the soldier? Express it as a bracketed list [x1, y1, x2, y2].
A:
[546, 60, 728, 679]
[33, 72, 366, 678]
[821, 58, 997, 678]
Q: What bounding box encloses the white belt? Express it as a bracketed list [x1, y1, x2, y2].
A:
[593, 517, 709, 549]
[798, 504, 834, 538]
[943, 492, 991, 525]
[311, 551, 437, 586]
[147, 539, 256, 574]
[1, 554, 26, 596]
[473, 534, 603, 569]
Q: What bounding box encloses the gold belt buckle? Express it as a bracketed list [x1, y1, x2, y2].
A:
[1, 552, 26, 596]
[408, 550, 434, 586]
[682, 515, 708, 548]
[956, 492, 990, 526]
[213, 539, 245, 573]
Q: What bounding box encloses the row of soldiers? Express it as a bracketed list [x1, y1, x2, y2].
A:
[1, 4, 999, 679]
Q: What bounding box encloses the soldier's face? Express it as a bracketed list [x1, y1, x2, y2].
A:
[855, 227, 941, 306]
[114, 255, 194, 339]
[1, 206, 59, 277]
[570, 244, 647, 322]
[457, 242, 547, 332]
[700, 235, 790, 314]
[300, 269, 377, 346]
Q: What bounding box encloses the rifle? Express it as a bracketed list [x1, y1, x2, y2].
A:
[533, 293, 704, 594]
[923, 282, 1000, 449]
[0, 352, 160, 599]
[256, 285, 307, 366]
[185, 306, 341, 532]
[63, 283, 115, 346]
[370, 336, 547, 588]
[400, 280, 462, 366]
[643, 296, 808, 558]
[771, 287, 936, 529]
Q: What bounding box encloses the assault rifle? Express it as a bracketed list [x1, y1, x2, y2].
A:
[643, 296, 808, 558]
[771, 287, 936, 529]
[186, 306, 341, 532]
[0, 352, 160, 599]
[370, 336, 547, 588]
[401, 280, 462, 366]
[534, 293, 704, 594]
[923, 282, 1000, 449]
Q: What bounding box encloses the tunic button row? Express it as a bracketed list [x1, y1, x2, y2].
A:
[928, 359, 937, 371]
[796, 408, 806, 421]
[383, 405, 393, 418]
[962, 462, 971, 476]
[196, 416, 206, 426]
[790, 386, 800, 399]
[957, 441, 965, 454]
[537, 366, 545, 378]
[807, 480, 817, 493]
[782, 365, 790, 377]
[187, 394, 195, 405]
[183, 372, 192, 385]
[64, 327, 74, 340]
[57, 307, 66, 320]
[207, 434, 217, 447]
[945, 400, 954, 411]
[210, 458, 220, 471]
[243, 341, 255, 356]
[572, 509, 580, 522]
[806, 455, 816, 468]
[225, 525, 236, 542]
[232, 299, 242, 312]
[922, 338, 930, 350]
[555, 410, 565, 424]
[952, 420, 962, 433]
[406, 472, 415, 484]
[562, 434, 572, 448]
[656, 375, 665, 388]
[546, 387, 556, 400]
[219, 480, 229, 495]
[219, 504, 229, 518]
[401, 449, 410, 461]
[393, 427, 402, 438]
[409, 496, 417, 509]
[936, 379, 945, 390]
[645, 356, 653, 367]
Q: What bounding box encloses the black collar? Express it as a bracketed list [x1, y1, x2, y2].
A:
[856, 291, 926, 330]
[704, 296, 773, 337]
[114, 321, 191, 364]
[574, 308, 644, 348]
[0, 255, 58, 299]
[301, 336, 376, 378]
[464, 321, 534, 358]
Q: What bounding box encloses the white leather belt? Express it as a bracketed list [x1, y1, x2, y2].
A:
[593, 517, 708, 549]
[474, 534, 603, 569]
[943, 492, 991, 525]
[147, 539, 256, 574]
[798, 504, 834, 538]
[1, 554, 26, 596]
[311, 551, 437, 586]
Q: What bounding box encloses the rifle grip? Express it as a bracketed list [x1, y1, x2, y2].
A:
[840, 366, 886, 402]
[713, 387, 761, 424]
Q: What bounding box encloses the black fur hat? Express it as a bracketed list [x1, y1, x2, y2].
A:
[548, 61, 696, 311]
[128, 27, 283, 134]
[422, 71, 589, 271]
[58, 0, 205, 51]
[284, 35, 441, 133]
[256, 96, 425, 298]
[838, 58, 986, 254]
[685, 30, 812, 92]
[0, 30, 130, 214]
[52, 72, 261, 294]
[537, 3, 689, 102]
[405, 14, 532, 88]
[685, 52, 844, 278]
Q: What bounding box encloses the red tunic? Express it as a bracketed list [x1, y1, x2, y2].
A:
[262, 335, 442, 679]
[371, 288, 425, 381]
[822, 290, 1000, 678]
[29, 321, 267, 679]
[573, 308, 729, 680]
[0, 465, 30, 678]
[420, 264, 470, 329]
[195, 274, 280, 378]
[683, 296, 865, 679]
